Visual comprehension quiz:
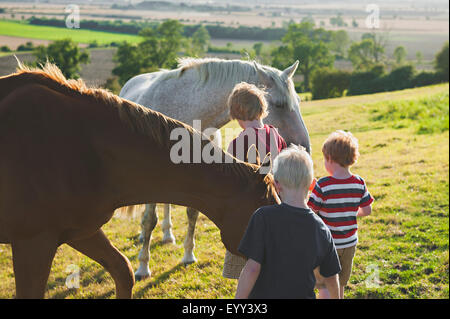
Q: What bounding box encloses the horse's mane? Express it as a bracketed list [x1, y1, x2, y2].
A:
[14, 62, 179, 146]
[156, 57, 297, 111]
[12, 62, 276, 195]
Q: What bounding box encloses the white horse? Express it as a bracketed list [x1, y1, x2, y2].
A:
[119, 57, 310, 280]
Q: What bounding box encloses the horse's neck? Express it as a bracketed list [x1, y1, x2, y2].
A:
[105, 114, 251, 224]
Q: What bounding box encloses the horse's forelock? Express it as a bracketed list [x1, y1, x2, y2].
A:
[261, 66, 297, 111]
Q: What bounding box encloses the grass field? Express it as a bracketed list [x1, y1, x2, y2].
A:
[0, 83, 448, 299]
[0, 20, 141, 45]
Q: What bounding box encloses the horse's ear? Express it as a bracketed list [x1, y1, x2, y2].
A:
[246, 144, 261, 166]
[282, 60, 299, 79]
[253, 61, 272, 86]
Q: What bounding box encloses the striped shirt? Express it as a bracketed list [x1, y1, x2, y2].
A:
[307, 175, 374, 249]
[227, 124, 287, 164]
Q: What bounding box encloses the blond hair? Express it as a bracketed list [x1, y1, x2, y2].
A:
[273, 145, 313, 196]
[228, 82, 268, 121]
[322, 130, 360, 167]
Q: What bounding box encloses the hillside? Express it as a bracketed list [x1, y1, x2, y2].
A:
[0, 84, 448, 298]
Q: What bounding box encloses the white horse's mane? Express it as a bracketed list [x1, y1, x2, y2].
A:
[155, 57, 297, 111]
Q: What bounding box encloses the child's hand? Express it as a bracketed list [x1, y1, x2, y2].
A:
[309, 178, 317, 192]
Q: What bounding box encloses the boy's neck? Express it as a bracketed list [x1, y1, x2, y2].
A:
[331, 166, 352, 179]
[279, 189, 309, 210]
[239, 119, 264, 129]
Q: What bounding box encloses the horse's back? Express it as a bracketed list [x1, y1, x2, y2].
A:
[0, 84, 107, 216]
[119, 72, 163, 102]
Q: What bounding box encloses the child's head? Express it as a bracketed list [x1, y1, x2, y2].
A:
[322, 130, 360, 170]
[272, 144, 314, 199]
[228, 82, 268, 122]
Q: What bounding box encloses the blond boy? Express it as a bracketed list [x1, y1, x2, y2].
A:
[235, 145, 341, 299]
[308, 130, 374, 299]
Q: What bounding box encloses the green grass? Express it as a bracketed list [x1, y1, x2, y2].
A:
[369, 92, 449, 134]
[0, 84, 448, 299]
[0, 20, 141, 45]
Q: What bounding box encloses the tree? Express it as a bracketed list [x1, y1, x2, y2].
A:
[34, 38, 90, 79]
[348, 33, 387, 70]
[361, 32, 387, 63]
[393, 46, 407, 65]
[189, 25, 210, 56]
[330, 13, 346, 27]
[138, 19, 184, 69]
[348, 39, 378, 70]
[253, 42, 263, 56]
[271, 22, 334, 91]
[330, 30, 350, 59]
[112, 42, 147, 85]
[434, 41, 449, 81]
[113, 20, 185, 85]
[416, 51, 423, 65]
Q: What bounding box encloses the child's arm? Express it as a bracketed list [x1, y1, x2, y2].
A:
[235, 259, 261, 299]
[357, 204, 372, 217]
[323, 274, 340, 299]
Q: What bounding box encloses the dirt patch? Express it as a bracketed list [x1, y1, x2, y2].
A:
[0, 48, 117, 88]
[0, 35, 51, 50]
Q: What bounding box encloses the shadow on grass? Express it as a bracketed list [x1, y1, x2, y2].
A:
[133, 263, 186, 299]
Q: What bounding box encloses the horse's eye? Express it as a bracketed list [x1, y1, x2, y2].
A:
[272, 101, 284, 109]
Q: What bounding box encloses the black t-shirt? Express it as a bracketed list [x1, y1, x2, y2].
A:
[238, 203, 341, 299]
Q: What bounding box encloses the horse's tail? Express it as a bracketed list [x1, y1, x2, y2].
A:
[114, 204, 146, 219]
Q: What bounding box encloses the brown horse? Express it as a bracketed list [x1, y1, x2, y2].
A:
[0, 63, 279, 298]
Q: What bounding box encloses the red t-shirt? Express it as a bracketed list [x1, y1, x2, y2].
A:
[227, 124, 287, 164]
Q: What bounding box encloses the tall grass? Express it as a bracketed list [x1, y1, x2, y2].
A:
[370, 92, 449, 134]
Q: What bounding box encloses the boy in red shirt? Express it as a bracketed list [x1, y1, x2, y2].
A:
[308, 130, 374, 299]
[223, 82, 287, 279]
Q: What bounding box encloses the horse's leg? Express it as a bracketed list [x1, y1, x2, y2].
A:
[135, 203, 157, 280]
[11, 232, 58, 298]
[161, 204, 176, 244]
[181, 207, 199, 265]
[68, 229, 134, 299]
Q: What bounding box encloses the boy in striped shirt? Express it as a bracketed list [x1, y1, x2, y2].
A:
[308, 130, 374, 299]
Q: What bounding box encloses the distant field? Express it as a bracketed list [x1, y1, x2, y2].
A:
[0, 83, 447, 299]
[0, 20, 141, 45]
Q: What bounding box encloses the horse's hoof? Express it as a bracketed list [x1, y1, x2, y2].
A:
[182, 255, 197, 265]
[161, 237, 176, 245]
[135, 273, 151, 281]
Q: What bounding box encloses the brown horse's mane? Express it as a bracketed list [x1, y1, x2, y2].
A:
[12, 62, 276, 198]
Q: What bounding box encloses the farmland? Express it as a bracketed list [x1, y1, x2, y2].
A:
[0, 83, 447, 299]
[0, 0, 448, 61]
[0, 20, 141, 45]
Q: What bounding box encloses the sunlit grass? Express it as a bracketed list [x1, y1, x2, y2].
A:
[0, 20, 141, 45]
[0, 84, 448, 298]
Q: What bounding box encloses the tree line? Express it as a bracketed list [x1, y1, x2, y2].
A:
[28, 17, 286, 42]
[23, 19, 449, 99]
